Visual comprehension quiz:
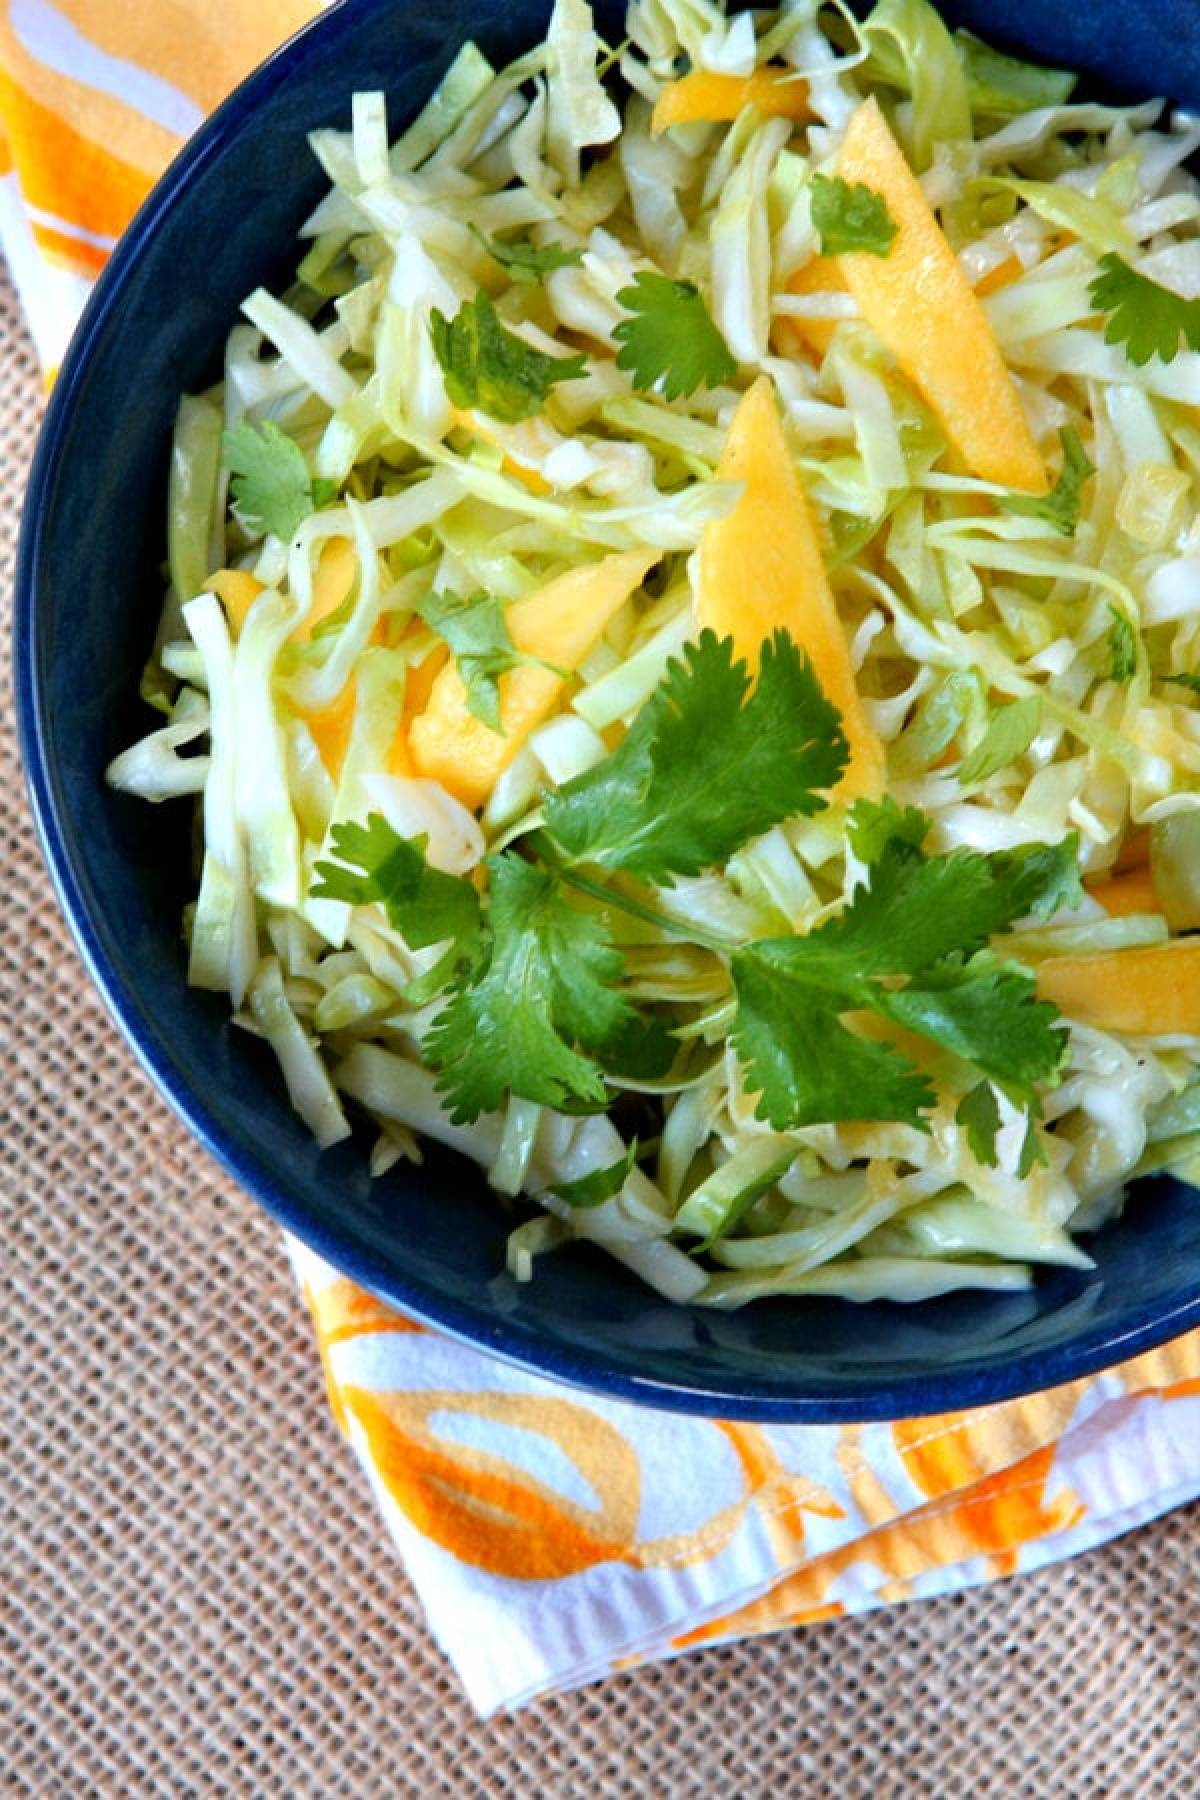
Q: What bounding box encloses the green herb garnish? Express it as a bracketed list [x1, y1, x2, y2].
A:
[1088, 253, 1200, 367]
[469, 225, 586, 285]
[1107, 606, 1138, 684]
[430, 290, 589, 422]
[998, 426, 1094, 536]
[613, 272, 738, 401]
[312, 636, 1077, 1138]
[809, 172, 898, 257]
[222, 419, 337, 542]
[415, 589, 564, 732]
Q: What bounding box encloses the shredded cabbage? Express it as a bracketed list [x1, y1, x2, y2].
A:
[110, 0, 1200, 1312]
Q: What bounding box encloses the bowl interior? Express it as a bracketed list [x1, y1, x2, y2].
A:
[15, 0, 1200, 1419]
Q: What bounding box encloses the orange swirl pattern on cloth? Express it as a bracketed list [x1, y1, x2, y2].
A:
[297, 1240, 1199, 1711]
[0, 0, 321, 370]
[4, 0, 1200, 1717]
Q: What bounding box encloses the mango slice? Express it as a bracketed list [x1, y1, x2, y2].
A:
[693, 375, 885, 800]
[202, 534, 357, 643]
[1084, 865, 1160, 919]
[306, 676, 359, 782]
[1036, 939, 1200, 1035]
[297, 535, 357, 641]
[202, 567, 263, 636]
[652, 68, 811, 134]
[834, 96, 1047, 493]
[778, 257, 847, 359]
[408, 548, 658, 809]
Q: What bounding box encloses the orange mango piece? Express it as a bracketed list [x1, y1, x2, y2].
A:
[305, 675, 359, 783]
[652, 67, 811, 134]
[451, 408, 553, 495]
[202, 535, 357, 643]
[974, 254, 1026, 299]
[693, 375, 885, 800]
[1084, 864, 1160, 919]
[408, 548, 658, 809]
[1114, 824, 1152, 873]
[1036, 939, 1200, 1035]
[295, 535, 357, 641]
[778, 257, 847, 359]
[203, 567, 264, 636]
[501, 455, 552, 496]
[834, 97, 1047, 493]
[205, 542, 364, 783]
[386, 641, 449, 778]
[400, 641, 448, 719]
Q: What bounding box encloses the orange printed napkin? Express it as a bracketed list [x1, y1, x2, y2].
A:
[5, 0, 1200, 1717]
[293, 1237, 1200, 1711]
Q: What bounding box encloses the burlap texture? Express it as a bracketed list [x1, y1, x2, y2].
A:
[3, 264, 1197, 1797]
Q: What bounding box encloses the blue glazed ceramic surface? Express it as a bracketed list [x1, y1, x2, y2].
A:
[15, 0, 1200, 1419]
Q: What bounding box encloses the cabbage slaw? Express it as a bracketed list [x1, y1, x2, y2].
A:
[109, 0, 1200, 1309]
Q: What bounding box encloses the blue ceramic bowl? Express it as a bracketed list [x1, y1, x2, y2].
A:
[16, 0, 1200, 1420]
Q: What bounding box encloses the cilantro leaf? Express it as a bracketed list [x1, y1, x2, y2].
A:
[847, 795, 930, 862]
[416, 589, 563, 732]
[613, 272, 737, 402]
[956, 694, 1042, 786]
[547, 1139, 640, 1208]
[821, 808, 1082, 970]
[430, 290, 588, 423]
[593, 1008, 679, 1081]
[1107, 606, 1138, 684]
[877, 956, 1067, 1102]
[731, 948, 936, 1129]
[809, 172, 897, 257]
[1088, 253, 1200, 367]
[956, 1080, 1002, 1167]
[730, 808, 1077, 1132]
[425, 854, 638, 1123]
[542, 631, 848, 883]
[998, 426, 1093, 536]
[222, 418, 338, 543]
[469, 224, 585, 285]
[311, 815, 482, 966]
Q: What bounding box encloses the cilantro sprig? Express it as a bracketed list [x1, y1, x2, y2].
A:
[415, 589, 564, 732]
[956, 1080, 1003, 1167]
[430, 290, 589, 422]
[312, 640, 1079, 1146]
[222, 419, 338, 543]
[809, 173, 897, 258]
[1106, 606, 1138, 685]
[469, 225, 585, 286]
[1088, 253, 1200, 367]
[731, 803, 1078, 1143]
[540, 631, 847, 881]
[310, 816, 482, 997]
[998, 426, 1094, 536]
[423, 856, 638, 1120]
[613, 272, 738, 402]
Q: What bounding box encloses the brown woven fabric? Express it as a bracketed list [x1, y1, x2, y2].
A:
[3, 265, 1198, 1798]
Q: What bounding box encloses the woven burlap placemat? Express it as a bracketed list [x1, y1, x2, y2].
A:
[3, 264, 1197, 1797]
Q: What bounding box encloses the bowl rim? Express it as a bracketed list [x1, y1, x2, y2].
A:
[14, 0, 1200, 1422]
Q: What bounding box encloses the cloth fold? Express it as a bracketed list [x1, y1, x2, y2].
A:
[6, 0, 1198, 1717]
[293, 1240, 1199, 1712]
